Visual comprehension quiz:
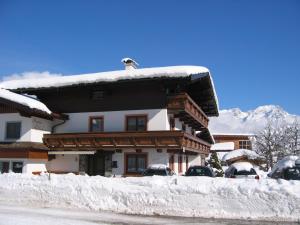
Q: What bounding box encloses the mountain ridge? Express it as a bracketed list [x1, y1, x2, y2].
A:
[209, 105, 300, 134]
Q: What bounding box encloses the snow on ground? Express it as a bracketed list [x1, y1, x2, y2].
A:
[0, 173, 299, 222]
[222, 149, 261, 162]
[0, 88, 51, 114]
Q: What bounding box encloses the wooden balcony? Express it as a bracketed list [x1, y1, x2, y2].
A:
[167, 93, 209, 130]
[43, 131, 210, 155]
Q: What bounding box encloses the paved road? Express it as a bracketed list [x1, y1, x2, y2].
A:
[0, 205, 298, 225]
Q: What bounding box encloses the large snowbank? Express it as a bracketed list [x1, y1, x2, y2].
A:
[0, 88, 51, 114]
[222, 149, 261, 162]
[0, 173, 299, 221]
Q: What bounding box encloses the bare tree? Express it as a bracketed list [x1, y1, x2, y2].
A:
[286, 120, 300, 155]
[254, 122, 287, 170]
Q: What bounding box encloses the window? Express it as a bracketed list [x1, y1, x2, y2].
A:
[89, 117, 104, 132]
[239, 140, 251, 149]
[91, 90, 104, 100]
[0, 161, 9, 173]
[126, 115, 147, 131]
[125, 154, 147, 174]
[182, 123, 186, 131]
[6, 122, 21, 139]
[12, 162, 23, 173]
[169, 117, 175, 130]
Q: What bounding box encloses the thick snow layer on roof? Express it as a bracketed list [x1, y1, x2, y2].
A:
[0, 66, 219, 113]
[0, 66, 209, 90]
[0, 88, 51, 114]
[0, 173, 299, 221]
[270, 156, 299, 175]
[230, 162, 254, 172]
[211, 142, 234, 151]
[222, 149, 260, 162]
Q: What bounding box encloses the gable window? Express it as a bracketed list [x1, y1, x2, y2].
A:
[89, 117, 104, 132]
[239, 140, 251, 149]
[125, 153, 147, 174]
[6, 122, 21, 139]
[126, 115, 147, 131]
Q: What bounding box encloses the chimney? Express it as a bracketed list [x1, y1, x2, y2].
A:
[121, 58, 139, 70]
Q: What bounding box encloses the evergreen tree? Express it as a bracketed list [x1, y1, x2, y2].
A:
[209, 152, 224, 177]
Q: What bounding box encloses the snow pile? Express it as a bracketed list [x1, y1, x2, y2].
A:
[0, 66, 209, 90]
[211, 142, 234, 151]
[230, 162, 254, 172]
[222, 149, 260, 162]
[209, 105, 300, 134]
[0, 88, 51, 114]
[0, 173, 299, 221]
[148, 164, 168, 169]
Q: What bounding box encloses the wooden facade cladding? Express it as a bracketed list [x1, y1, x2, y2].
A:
[43, 131, 210, 155]
[167, 93, 209, 130]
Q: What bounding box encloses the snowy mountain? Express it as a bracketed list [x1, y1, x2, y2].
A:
[209, 105, 300, 134]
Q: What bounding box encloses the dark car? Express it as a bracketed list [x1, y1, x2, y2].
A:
[225, 162, 259, 179]
[268, 157, 300, 180]
[143, 164, 175, 176]
[185, 166, 215, 177]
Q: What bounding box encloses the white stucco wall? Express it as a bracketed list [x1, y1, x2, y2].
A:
[0, 158, 47, 174]
[55, 109, 170, 133]
[0, 114, 52, 143]
[46, 154, 79, 173]
[0, 113, 32, 142]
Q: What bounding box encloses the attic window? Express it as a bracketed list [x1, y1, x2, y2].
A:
[91, 90, 104, 100]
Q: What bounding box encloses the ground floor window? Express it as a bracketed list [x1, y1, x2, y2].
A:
[0, 161, 9, 173]
[125, 153, 147, 174]
[0, 161, 23, 173]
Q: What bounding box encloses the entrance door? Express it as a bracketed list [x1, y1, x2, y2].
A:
[87, 151, 112, 176]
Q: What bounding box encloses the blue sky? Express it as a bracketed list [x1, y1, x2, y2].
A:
[0, 0, 299, 114]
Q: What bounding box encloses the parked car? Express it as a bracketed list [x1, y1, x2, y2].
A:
[225, 162, 259, 179]
[185, 166, 215, 177]
[268, 156, 300, 180]
[143, 164, 175, 176]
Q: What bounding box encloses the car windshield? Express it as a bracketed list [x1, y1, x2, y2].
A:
[284, 167, 300, 180]
[234, 168, 257, 176]
[187, 167, 211, 176]
[143, 169, 166, 176]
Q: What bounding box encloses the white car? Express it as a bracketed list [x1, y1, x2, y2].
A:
[225, 162, 259, 179]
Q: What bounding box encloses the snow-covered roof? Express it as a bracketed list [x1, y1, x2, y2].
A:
[0, 66, 208, 90]
[0, 66, 219, 112]
[222, 149, 260, 162]
[212, 133, 255, 136]
[0, 88, 51, 114]
[211, 142, 234, 151]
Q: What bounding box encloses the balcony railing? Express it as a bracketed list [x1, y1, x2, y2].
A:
[167, 93, 209, 129]
[43, 131, 210, 155]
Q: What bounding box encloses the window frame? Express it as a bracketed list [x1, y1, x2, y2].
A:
[89, 116, 104, 132]
[125, 114, 148, 131]
[238, 140, 252, 149]
[124, 153, 148, 175]
[5, 121, 22, 140]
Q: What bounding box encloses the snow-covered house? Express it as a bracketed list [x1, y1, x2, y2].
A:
[0, 59, 218, 176]
[0, 88, 67, 174]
